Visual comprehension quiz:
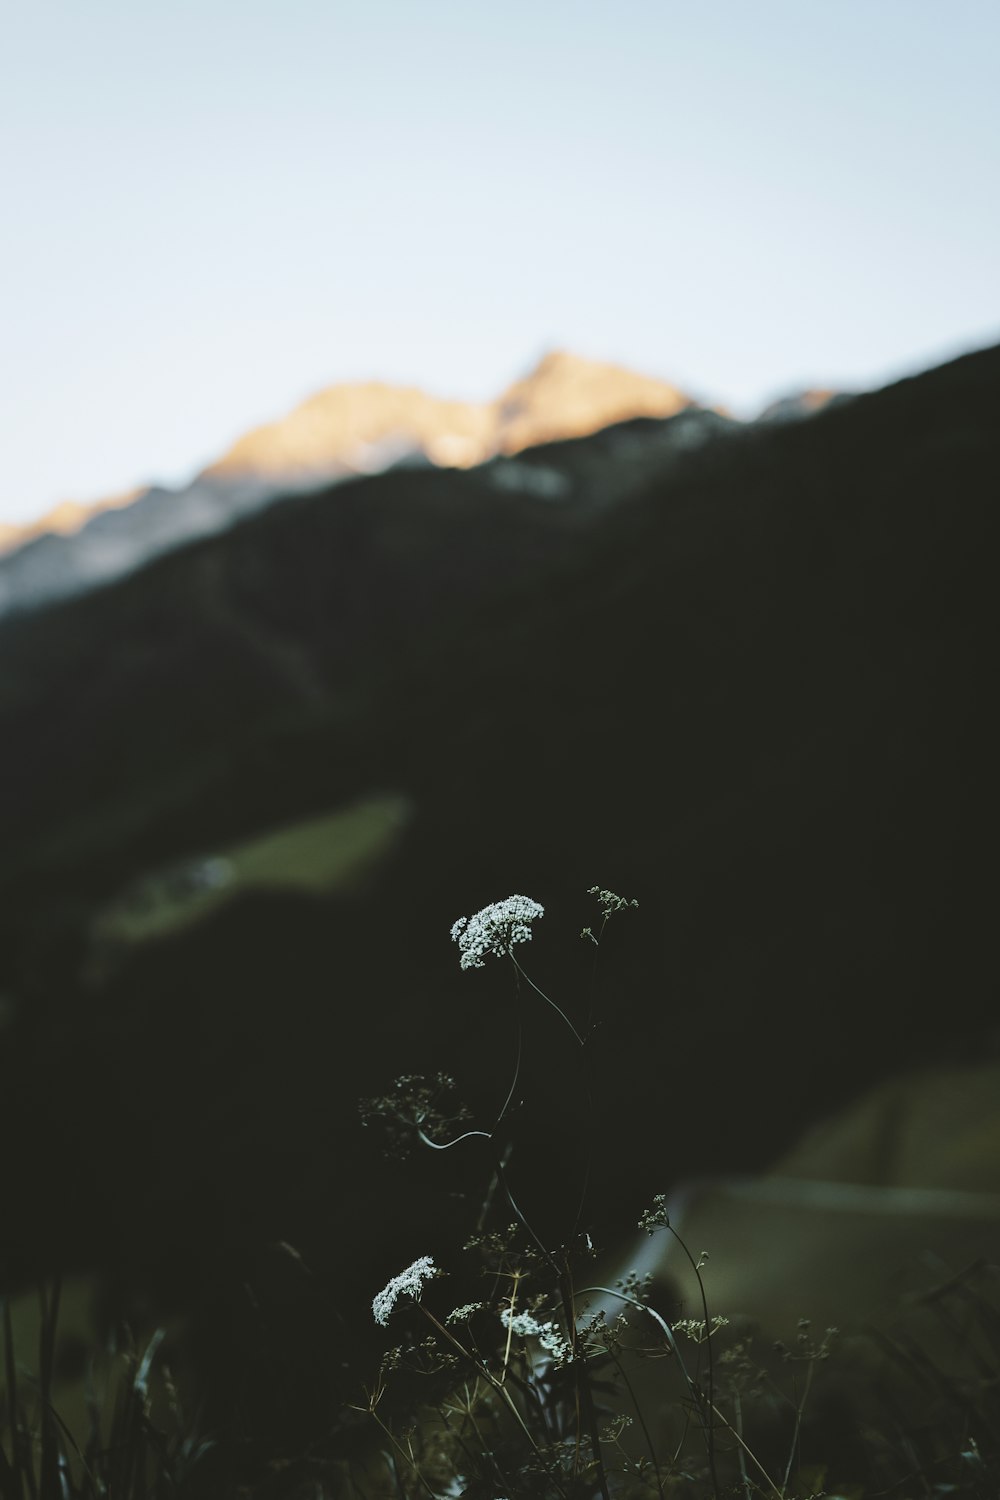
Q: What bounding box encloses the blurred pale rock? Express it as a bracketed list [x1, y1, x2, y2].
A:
[600, 1062, 1000, 1338]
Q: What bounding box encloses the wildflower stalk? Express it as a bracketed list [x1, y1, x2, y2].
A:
[704, 1399, 783, 1499]
[409, 1015, 525, 1155]
[416, 1127, 492, 1151]
[493, 1015, 523, 1129]
[602, 1341, 667, 1497]
[499, 1278, 524, 1381]
[437, 1381, 514, 1497]
[732, 1390, 753, 1500]
[510, 953, 584, 1047]
[780, 1353, 815, 1493]
[557, 1261, 612, 1500]
[475, 1140, 511, 1232]
[418, 1306, 539, 1453]
[667, 1224, 719, 1498]
[491, 1146, 559, 1272]
[578, 1283, 726, 1497]
[578, 1286, 696, 1392]
[352, 1381, 441, 1500]
[368, 1408, 440, 1500]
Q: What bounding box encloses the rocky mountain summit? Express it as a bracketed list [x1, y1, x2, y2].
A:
[206, 349, 694, 480]
[0, 352, 693, 617]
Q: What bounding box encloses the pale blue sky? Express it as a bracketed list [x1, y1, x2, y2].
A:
[2, 0, 997, 523]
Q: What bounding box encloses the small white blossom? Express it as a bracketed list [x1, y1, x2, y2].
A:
[499, 1307, 573, 1364]
[450, 895, 544, 970]
[372, 1255, 440, 1326]
[500, 1308, 545, 1338]
[446, 1301, 486, 1325]
[537, 1325, 573, 1364]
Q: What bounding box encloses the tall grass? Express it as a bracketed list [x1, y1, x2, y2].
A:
[0, 1283, 214, 1499]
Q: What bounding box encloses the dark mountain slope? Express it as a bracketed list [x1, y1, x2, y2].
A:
[0, 347, 995, 1402]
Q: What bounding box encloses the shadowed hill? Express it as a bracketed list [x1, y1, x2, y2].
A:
[0, 346, 996, 1418]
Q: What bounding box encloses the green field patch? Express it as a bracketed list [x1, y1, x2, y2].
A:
[88, 792, 412, 958]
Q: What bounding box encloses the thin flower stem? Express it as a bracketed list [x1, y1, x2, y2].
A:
[576, 1286, 697, 1391]
[558, 1263, 611, 1500]
[499, 1275, 525, 1382]
[780, 1355, 815, 1493]
[492, 1149, 559, 1272]
[475, 1141, 511, 1233]
[510, 955, 594, 1245]
[667, 1225, 719, 1500]
[416, 1014, 520, 1158]
[494, 1016, 523, 1129]
[438, 1388, 512, 1496]
[604, 1343, 667, 1498]
[367, 1409, 440, 1500]
[420, 1307, 539, 1452]
[417, 1128, 492, 1150]
[501, 1359, 558, 1446]
[733, 1390, 753, 1500]
[705, 1400, 783, 1499]
[510, 954, 585, 1046]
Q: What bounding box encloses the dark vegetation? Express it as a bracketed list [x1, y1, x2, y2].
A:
[0, 343, 997, 1490]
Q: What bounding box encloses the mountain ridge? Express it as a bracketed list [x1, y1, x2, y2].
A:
[0, 350, 693, 573]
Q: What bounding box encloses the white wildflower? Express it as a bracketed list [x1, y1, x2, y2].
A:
[537, 1325, 573, 1364]
[372, 1255, 440, 1326]
[499, 1308, 573, 1365]
[446, 1301, 486, 1325]
[450, 895, 544, 970]
[500, 1308, 545, 1338]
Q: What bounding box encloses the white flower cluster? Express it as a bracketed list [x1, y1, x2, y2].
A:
[450, 895, 544, 970]
[501, 1309, 546, 1338]
[499, 1306, 573, 1364]
[372, 1255, 439, 1326]
[445, 1301, 486, 1325]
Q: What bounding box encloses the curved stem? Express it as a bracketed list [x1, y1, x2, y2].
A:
[417, 1127, 492, 1151]
[668, 1225, 718, 1499]
[417, 1013, 521, 1153]
[493, 1149, 559, 1272]
[576, 1286, 696, 1390]
[604, 1342, 666, 1498]
[704, 1400, 783, 1499]
[493, 1015, 523, 1130]
[510, 954, 585, 1047]
[780, 1355, 814, 1493]
[558, 1262, 611, 1500]
[580, 1282, 723, 1500]
[367, 1408, 440, 1499]
[420, 1307, 539, 1452]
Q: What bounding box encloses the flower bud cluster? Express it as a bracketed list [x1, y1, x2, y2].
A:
[372, 1255, 440, 1326]
[500, 1307, 572, 1364]
[450, 895, 544, 970]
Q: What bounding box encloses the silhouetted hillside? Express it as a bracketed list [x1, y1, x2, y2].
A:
[0, 345, 996, 1431]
